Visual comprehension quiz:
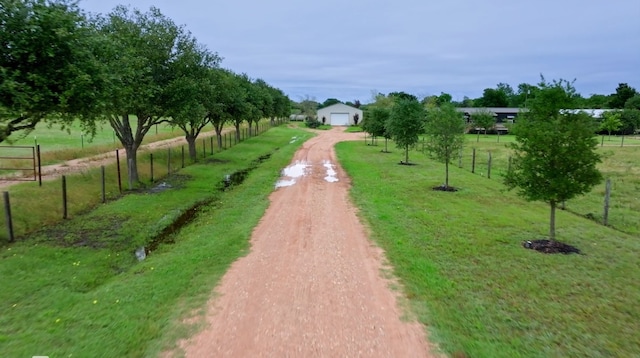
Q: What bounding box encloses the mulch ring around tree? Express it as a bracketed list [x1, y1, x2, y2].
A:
[432, 185, 458, 192]
[399, 161, 417, 166]
[523, 239, 582, 254]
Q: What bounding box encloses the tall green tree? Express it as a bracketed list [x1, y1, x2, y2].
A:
[0, 0, 104, 141]
[609, 83, 637, 109]
[386, 99, 424, 164]
[97, 6, 185, 183]
[164, 36, 221, 161]
[470, 109, 495, 141]
[362, 106, 390, 150]
[423, 104, 466, 188]
[505, 78, 602, 240]
[599, 111, 622, 140]
[476, 88, 509, 107]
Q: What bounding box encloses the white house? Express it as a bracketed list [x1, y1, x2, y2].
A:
[316, 103, 363, 126]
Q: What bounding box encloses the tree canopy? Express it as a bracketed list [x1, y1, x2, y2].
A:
[423, 104, 466, 188]
[505, 78, 602, 240]
[386, 98, 424, 164]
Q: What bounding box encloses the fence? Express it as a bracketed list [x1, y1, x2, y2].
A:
[1, 119, 287, 243]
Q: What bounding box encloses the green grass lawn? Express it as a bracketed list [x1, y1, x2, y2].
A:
[0, 126, 313, 357]
[336, 140, 640, 357]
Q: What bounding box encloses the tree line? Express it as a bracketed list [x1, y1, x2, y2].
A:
[0, 0, 290, 183]
[362, 78, 603, 241]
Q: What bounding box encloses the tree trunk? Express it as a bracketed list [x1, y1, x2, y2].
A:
[235, 124, 241, 142]
[186, 135, 197, 162]
[549, 201, 557, 240]
[405, 145, 409, 164]
[254, 121, 259, 135]
[385, 138, 388, 152]
[477, 131, 480, 142]
[124, 144, 139, 184]
[445, 160, 449, 188]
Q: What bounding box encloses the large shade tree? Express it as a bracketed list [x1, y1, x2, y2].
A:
[97, 6, 185, 183]
[0, 0, 104, 141]
[164, 36, 221, 161]
[505, 78, 602, 240]
[386, 98, 424, 164]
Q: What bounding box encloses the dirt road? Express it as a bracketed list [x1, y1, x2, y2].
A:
[179, 127, 436, 357]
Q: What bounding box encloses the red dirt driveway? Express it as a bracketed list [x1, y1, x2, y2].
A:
[179, 127, 438, 357]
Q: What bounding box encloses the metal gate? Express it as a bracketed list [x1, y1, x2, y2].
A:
[0, 145, 40, 182]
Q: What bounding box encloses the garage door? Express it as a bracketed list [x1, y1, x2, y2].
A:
[330, 113, 349, 126]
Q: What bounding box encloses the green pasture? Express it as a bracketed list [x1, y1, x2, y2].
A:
[0, 126, 313, 357]
[337, 140, 640, 357]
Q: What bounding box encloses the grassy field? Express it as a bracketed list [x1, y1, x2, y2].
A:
[336, 139, 640, 357]
[0, 126, 313, 357]
[0, 118, 256, 167]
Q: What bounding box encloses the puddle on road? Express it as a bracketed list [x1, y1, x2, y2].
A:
[323, 160, 339, 183]
[275, 160, 310, 188]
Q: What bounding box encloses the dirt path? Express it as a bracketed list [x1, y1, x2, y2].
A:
[178, 127, 437, 357]
[0, 128, 234, 190]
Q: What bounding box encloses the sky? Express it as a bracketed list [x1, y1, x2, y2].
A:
[80, 0, 640, 104]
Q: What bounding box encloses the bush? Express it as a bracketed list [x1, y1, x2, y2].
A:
[305, 117, 322, 128]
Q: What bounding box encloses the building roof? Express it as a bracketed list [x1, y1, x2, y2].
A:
[318, 103, 362, 112]
[457, 107, 526, 114]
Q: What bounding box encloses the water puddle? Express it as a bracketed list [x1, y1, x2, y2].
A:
[276, 160, 310, 188]
[323, 160, 339, 183]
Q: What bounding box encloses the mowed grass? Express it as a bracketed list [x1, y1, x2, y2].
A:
[457, 134, 640, 235]
[336, 140, 640, 357]
[0, 126, 313, 357]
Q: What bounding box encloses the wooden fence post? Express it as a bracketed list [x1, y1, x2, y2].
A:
[37, 145, 42, 187]
[210, 136, 214, 154]
[181, 146, 185, 168]
[101, 166, 106, 203]
[116, 150, 122, 193]
[3, 191, 14, 243]
[150, 154, 154, 183]
[202, 138, 206, 158]
[621, 135, 625, 147]
[472, 148, 476, 174]
[62, 175, 68, 219]
[603, 178, 612, 226]
[487, 151, 492, 179]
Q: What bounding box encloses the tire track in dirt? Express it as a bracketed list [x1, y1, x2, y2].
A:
[178, 127, 437, 357]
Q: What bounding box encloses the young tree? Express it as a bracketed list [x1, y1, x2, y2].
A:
[470, 109, 495, 141]
[599, 111, 622, 140]
[386, 99, 425, 164]
[0, 0, 104, 141]
[505, 78, 602, 240]
[362, 107, 390, 150]
[423, 105, 466, 188]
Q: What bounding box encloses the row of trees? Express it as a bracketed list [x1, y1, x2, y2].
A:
[0, 1, 290, 183]
[362, 78, 604, 240]
[362, 93, 466, 189]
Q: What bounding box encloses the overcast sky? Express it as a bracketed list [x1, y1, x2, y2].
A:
[81, 0, 640, 103]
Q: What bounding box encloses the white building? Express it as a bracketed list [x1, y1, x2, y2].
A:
[316, 103, 363, 126]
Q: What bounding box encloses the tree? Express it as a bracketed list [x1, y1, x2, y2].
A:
[505, 78, 602, 240]
[362, 107, 390, 150]
[0, 0, 104, 142]
[436, 92, 453, 106]
[386, 99, 424, 164]
[97, 6, 185, 184]
[298, 96, 318, 120]
[470, 109, 495, 141]
[164, 36, 221, 162]
[599, 111, 622, 139]
[353, 113, 360, 126]
[619, 109, 640, 135]
[476, 88, 509, 107]
[609, 83, 637, 109]
[318, 98, 341, 109]
[388, 91, 418, 102]
[423, 104, 466, 188]
[624, 94, 640, 110]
